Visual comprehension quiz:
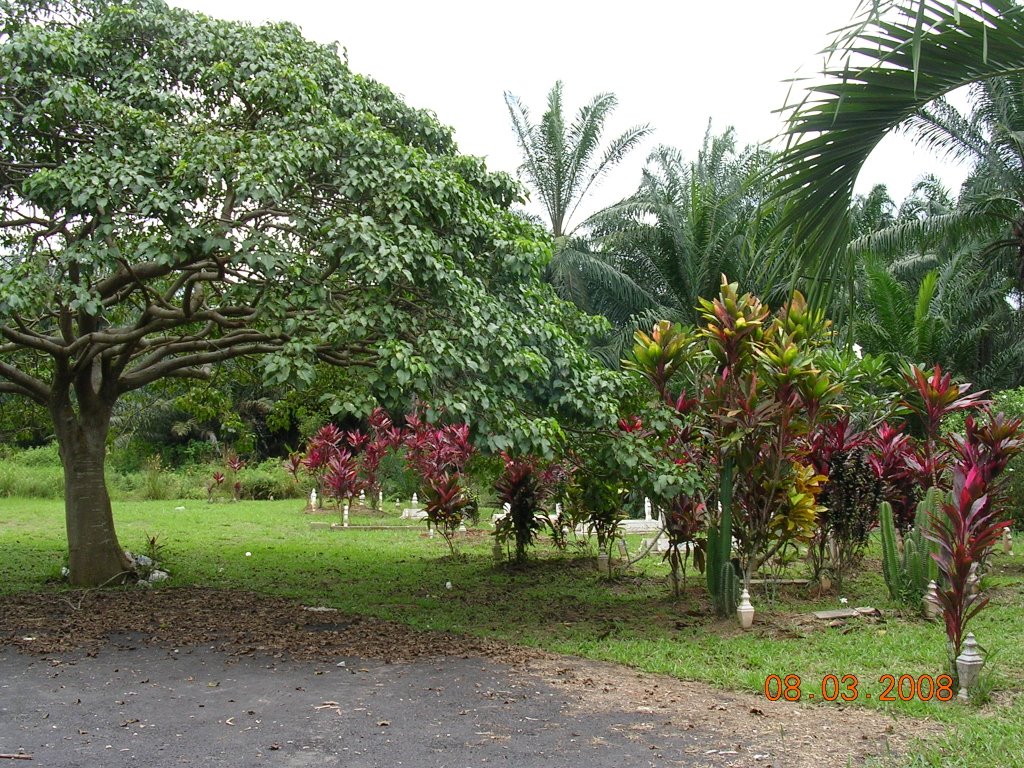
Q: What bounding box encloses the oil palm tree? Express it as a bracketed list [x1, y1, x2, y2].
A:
[845, 74, 1024, 386]
[505, 82, 655, 324]
[772, 0, 1024, 308]
[854, 248, 1024, 386]
[587, 127, 787, 325]
[504, 81, 652, 240]
[560, 129, 791, 364]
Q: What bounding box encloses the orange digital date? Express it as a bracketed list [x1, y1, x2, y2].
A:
[763, 673, 955, 702]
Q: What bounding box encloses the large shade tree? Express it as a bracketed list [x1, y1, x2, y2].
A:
[0, 0, 620, 586]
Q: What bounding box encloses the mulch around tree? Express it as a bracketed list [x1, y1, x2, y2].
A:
[0, 588, 942, 767]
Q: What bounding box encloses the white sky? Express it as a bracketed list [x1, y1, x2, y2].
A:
[172, 0, 971, 228]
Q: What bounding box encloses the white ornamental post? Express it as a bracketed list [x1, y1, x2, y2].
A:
[644, 497, 652, 521]
[956, 633, 985, 702]
[342, 503, 350, 528]
[923, 580, 941, 620]
[737, 589, 755, 630]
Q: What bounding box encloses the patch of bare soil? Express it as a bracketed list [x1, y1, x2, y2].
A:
[0, 588, 943, 767]
[526, 657, 941, 767]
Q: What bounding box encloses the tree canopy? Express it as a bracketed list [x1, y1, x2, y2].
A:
[0, 0, 620, 585]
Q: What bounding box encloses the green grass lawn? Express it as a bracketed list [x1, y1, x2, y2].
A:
[2, 496, 1022, 767]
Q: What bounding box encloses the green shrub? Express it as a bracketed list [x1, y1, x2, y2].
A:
[0, 462, 64, 498]
[140, 456, 171, 500]
[238, 459, 303, 500]
[11, 443, 61, 467]
[376, 451, 419, 500]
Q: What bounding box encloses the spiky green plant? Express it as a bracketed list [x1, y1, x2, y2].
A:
[880, 488, 942, 607]
[706, 459, 738, 617]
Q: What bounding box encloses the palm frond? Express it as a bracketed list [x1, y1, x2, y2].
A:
[772, 0, 1024, 311]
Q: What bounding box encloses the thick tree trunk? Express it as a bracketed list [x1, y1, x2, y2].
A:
[52, 396, 133, 587]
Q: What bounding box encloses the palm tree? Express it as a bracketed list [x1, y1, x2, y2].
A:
[505, 81, 654, 343]
[545, 128, 793, 364]
[587, 127, 787, 325]
[844, 74, 1024, 386]
[854, 248, 1024, 387]
[771, 0, 1024, 308]
[504, 81, 652, 239]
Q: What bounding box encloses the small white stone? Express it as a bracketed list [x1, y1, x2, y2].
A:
[245, 551, 252, 557]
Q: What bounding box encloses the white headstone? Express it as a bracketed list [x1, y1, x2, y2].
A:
[459, 523, 467, 533]
[503, 502, 511, 515]
[412, 492, 419, 507]
[378, 490, 384, 507]
[644, 497, 652, 521]
[555, 502, 563, 517]
[309, 489, 318, 509]
[359, 489, 366, 503]
[343, 503, 349, 527]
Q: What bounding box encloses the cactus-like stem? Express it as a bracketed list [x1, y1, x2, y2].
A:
[880, 501, 902, 601]
[881, 490, 945, 608]
[707, 458, 735, 617]
[918, 487, 941, 585]
[718, 560, 740, 614]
